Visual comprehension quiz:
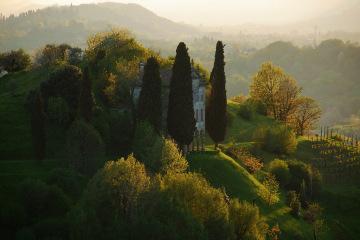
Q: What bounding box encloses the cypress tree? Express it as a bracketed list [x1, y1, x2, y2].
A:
[78, 66, 94, 122]
[206, 41, 227, 148]
[137, 57, 162, 132]
[27, 90, 46, 162]
[167, 42, 196, 147]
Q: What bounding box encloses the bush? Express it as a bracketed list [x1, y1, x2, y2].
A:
[0, 49, 31, 72]
[237, 103, 253, 120]
[253, 125, 297, 155]
[108, 110, 133, 155]
[41, 64, 82, 117]
[286, 191, 301, 217]
[46, 168, 85, 200]
[227, 110, 235, 126]
[66, 120, 105, 175]
[133, 121, 188, 174]
[18, 179, 71, 222]
[47, 96, 70, 125]
[229, 199, 268, 240]
[268, 159, 291, 187]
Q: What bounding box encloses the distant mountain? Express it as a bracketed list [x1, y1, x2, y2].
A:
[0, 2, 200, 51]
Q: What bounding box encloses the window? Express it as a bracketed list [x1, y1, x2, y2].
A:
[196, 109, 199, 121]
[201, 109, 203, 121]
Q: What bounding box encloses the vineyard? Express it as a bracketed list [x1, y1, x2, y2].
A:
[309, 128, 360, 185]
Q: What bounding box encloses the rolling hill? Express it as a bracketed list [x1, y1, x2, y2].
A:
[0, 2, 199, 51]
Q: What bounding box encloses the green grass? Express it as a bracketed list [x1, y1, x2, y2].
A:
[0, 69, 49, 160]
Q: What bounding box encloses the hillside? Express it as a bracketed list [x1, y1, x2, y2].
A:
[0, 2, 199, 51]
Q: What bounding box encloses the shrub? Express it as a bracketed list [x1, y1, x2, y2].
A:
[227, 110, 235, 127]
[258, 174, 280, 206]
[46, 168, 84, 200]
[237, 103, 253, 120]
[268, 159, 291, 187]
[0, 49, 31, 72]
[66, 120, 105, 175]
[133, 122, 188, 174]
[18, 179, 71, 222]
[286, 191, 301, 217]
[70, 155, 150, 239]
[229, 199, 268, 240]
[108, 110, 133, 155]
[47, 96, 70, 125]
[226, 145, 263, 174]
[253, 125, 297, 155]
[41, 64, 82, 117]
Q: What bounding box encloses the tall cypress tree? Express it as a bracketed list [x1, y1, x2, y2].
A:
[167, 42, 196, 146]
[137, 57, 162, 132]
[27, 90, 46, 162]
[78, 66, 94, 122]
[206, 41, 227, 148]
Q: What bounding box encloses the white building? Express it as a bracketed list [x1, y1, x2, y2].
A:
[134, 62, 207, 151]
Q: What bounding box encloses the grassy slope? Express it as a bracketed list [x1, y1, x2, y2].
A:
[188, 151, 312, 239]
[198, 100, 360, 239]
[0, 69, 49, 160]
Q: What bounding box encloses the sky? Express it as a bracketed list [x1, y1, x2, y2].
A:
[0, 0, 355, 25]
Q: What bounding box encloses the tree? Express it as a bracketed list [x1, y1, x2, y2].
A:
[291, 97, 321, 136]
[133, 122, 188, 174]
[66, 120, 105, 175]
[206, 41, 227, 148]
[167, 42, 196, 148]
[229, 199, 268, 240]
[70, 156, 150, 239]
[41, 64, 82, 118]
[78, 66, 94, 122]
[26, 90, 46, 162]
[137, 57, 162, 131]
[250, 62, 302, 122]
[0, 49, 31, 72]
[259, 174, 280, 206]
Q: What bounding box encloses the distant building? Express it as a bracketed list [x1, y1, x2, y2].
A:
[134, 62, 207, 151]
[0, 66, 8, 78]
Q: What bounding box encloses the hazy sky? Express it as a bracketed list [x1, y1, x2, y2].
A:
[0, 0, 355, 25]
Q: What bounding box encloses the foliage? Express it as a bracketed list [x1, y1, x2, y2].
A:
[162, 172, 231, 239]
[107, 110, 133, 156]
[290, 97, 321, 136]
[18, 179, 71, 222]
[286, 191, 301, 217]
[46, 168, 85, 200]
[167, 42, 196, 146]
[0, 49, 31, 72]
[259, 174, 280, 205]
[66, 120, 105, 175]
[206, 41, 227, 146]
[226, 145, 263, 174]
[287, 160, 322, 198]
[47, 96, 70, 125]
[133, 121, 188, 174]
[34, 43, 82, 67]
[237, 102, 254, 120]
[229, 199, 268, 240]
[250, 62, 302, 122]
[78, 66, 95, 122]
[268, 159, 291, 187]
[253, 125, 297, 155]
[70, 155, 150, 239]
[41, 64, 82, 117]
[25, 90, 46, 162]
[137, 57, 162, 131]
